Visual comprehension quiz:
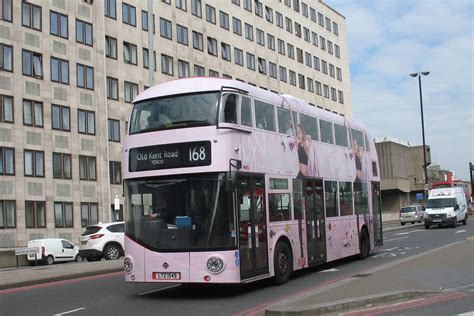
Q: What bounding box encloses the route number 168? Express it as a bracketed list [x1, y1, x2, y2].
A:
[189, 146, 206, 162]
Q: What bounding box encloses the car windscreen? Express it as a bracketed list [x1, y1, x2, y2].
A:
[427, 198, 456, 208]
[81, 226, 101, 236]
[400, 207, 416, 213]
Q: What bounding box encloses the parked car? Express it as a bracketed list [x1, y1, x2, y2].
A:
[79, 222, 125, 261]
[399, 205, 425, 225]
[27, 238, 82, 265]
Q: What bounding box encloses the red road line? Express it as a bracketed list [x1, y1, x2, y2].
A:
[344, 291, 470, 316]
[0, 271, 123, 295]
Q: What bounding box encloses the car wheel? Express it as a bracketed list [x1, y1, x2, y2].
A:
[424, 224, 430, 229]
[75, 254, 83, 262]
[358, 229, 370, 260]
[452, 219, 457, 228]
[411, 222, 415, 224]
[401, 222, 405, 226]
[273, 241, 292, 285]
[462, 215, 467, 225]
[104, 244, 121, 260]
[45, 255, 54, 265]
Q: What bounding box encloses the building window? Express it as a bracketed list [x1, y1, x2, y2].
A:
[76, 64, 94, 90]
[176, 0, 187, 11]
[336, 67, 342, 81]
[160, 18, 172, 39]
[335, 44, 340, 58]
[81, 203, 98, 227]
[50, 11, 67, 38]
[321, 60, 328, 74]
[257, 57, 266, 74]
[320, 36, 326, 50]
[298, 74, 305, 89]
[287, 44, 294, 59]
[323, 84, 330, 99]
[79, 155, 96, 181]
[192, 31, 203, 51]
[0, 95, 13, 123]
[143, 48, 156, 70]
[265, 6, 273, 22]
[329, 64, 335, 78]
[104, 0, 116, 19]
[289, 70, 296, 86]
[54, 202, 73, 228]
[307, 78, 314, 92]
[279, 66, 287, 82]
[276, 11, 283, 28]
[243, 0, 252, 12]
[244, 23, 253, 41]
[22, 49, 43, 79]
[326, 17, 332, 31]
[338, 90, 344, 104]
[0, 200, 15, 228]
[0, 0, 12, 22]
[108, 118, 120, 142]
[302, 2, 308, 17]
[328, 40, 333, 55]
[305, 52, 312, 67]
[318, 12, 324, 27]
[232, 0, 240, 6]
[194, 64, 205, 76]
[205, 4, 216, 24]
[209, 69, 219, 77]
[53, 152, 71, 179]
[106, 77, 118, 100]
[109, 161, 122, 184]
[177, 24, 188, 45]
[22, 1, 41, 31]
[123, 41, 137, 65]
[314, 57, 320, 71]
[269, 62, 277, 79]
[295, 22, 301, 38]
[331, 87, 337, 101]
[234, 48, 243, 66]
[51, 104, 70, 131]
[312, 32, 318, 46]
[160, 54, 174, 75]
[219, 11, 229, 30]
[25, 201, 45, 228]
[0, 43, 12, 72]
[255, 1, 263, 17]
[78, 109, 95, 135]
[296, 48, 303, 63]
[246, 53, 255, 70]
[207, 37, 217, 56]
[285, 17, 293, 33]
[232, 17, 241, 35]
[315, 81, 322, 95]
[0, 147, 14, 175]
[23, 99, 43, 127]
[178, 59, 190, 78]
[256, 28, 265, 46]
[221, 42, 231, 61]
[51, 57, 69, 85]
[191, 0, 202, 17]
[333, 21, 339, 35]
[141, 10, 155, 32]
[122, 3, 136, 26]
[76, 19, 93, 46]
[105, 36, 117, 59]
[277, 39, 285, 55]
[24, 150, 44, 177]
[124, 81, 138, 102]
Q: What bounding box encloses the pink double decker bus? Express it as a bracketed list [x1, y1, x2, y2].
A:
[123, 77, 382, 285]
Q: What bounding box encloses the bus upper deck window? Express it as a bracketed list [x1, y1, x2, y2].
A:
[222, 93, 238, 123]
[241, 97, 253, 127]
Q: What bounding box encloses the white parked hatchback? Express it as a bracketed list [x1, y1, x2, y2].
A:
[27, 238, 81, 265]
[79, 222, 125, 261]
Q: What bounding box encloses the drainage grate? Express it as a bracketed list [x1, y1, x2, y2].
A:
[352, 273, 372, 278]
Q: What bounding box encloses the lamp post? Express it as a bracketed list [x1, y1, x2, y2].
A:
[410, 71, 430, 198]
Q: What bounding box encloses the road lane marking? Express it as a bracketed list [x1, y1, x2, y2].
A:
[138, 284, 181, 296]
[54, 307, 85, 315]
[455, 230, 467, 234]
[384, 237, 408, 242]
[394, 230, 425, 236]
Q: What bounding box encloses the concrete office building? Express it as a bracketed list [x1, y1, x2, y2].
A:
[0, 0, 351, 247]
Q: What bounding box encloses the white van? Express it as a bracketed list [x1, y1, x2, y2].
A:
[424, 187, 468, 229]
[27, 238, 82, 265]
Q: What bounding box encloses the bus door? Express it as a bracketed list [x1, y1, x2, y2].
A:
[372, 182, 383, 247]
[304, 179, 326, 265]
[237, 175, 269, 280]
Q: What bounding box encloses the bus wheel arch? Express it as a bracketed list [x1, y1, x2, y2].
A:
[273, 237, 293, 285]
[358, 226, 370, 260]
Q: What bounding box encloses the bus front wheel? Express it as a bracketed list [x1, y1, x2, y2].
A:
[273, 241, 292, 285]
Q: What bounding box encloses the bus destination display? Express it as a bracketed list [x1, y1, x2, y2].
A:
[129, 141, 211, 172]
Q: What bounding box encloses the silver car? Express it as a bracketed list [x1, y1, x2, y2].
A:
[400, 205, 425, 225]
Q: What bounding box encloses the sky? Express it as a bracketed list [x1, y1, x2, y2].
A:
[326, 0, 473, 181]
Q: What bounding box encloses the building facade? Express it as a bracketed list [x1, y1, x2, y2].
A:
[0, 0, 351, 247]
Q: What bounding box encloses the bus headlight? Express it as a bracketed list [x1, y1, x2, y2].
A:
[206, 256, 224, 274]
[124, 256, 133, 273]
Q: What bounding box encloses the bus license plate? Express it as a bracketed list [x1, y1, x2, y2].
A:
[154, 272, 181, 280]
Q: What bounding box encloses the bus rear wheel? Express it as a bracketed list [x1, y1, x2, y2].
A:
[358, 229, 370, 260]
[273, 241, 292, 285]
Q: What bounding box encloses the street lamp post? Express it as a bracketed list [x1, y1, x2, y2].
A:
[410, 71, 430, 198]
